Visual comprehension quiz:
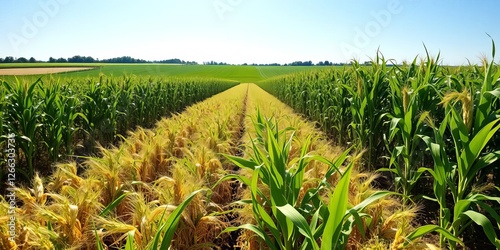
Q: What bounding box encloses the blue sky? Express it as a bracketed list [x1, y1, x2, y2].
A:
[1, 0, 499, 65]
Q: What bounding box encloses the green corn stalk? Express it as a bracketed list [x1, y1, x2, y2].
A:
[380, 53, 443, 203]
[172, 83, 182, 111]
[3, 78, 43, 179]
[60, 94, 85, 157]
[133, 82, 148, 127]
[39, 79, 85, 163]
[145, 81, 159, 126]
[327, 69, 352, 145]
[219, 111, 391, 250]
[79, 77, 120, 147]
[148, 81, 161, 125]
[259, 69, 352, 146]
[418, 114, 500, 248]
[416, 40, 500, 248]
[261, 56, 390, 169]
[94, 190, 202, 250]
[101, 81, 120, 143]
[320, 160, 393, 249]
[221, 112, 318, 249]
[149, 189, 205, 250]
[115, 77, 135, 134]
[40, 80, 65, 162]
[220, 111, 338, 249]
[343, 55, 390, 169]
[80, 79, 107, 151]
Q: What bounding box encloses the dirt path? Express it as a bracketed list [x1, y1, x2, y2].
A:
[221, 83, 249, 250]
[0, 67, 95, 75]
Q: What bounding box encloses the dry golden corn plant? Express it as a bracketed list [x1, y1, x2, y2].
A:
[91, 84, 247, 249]
[0, 172, 103, 249]
[1, 84, 247, 249]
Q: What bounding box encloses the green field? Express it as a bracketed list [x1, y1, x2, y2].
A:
[0, 63, 331, 82]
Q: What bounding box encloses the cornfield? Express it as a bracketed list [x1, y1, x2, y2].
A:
[0, 83, 246, 249]
[258, 46, 500, 248]
[0, 76, 237, 181]
[0, 46, 499, 249]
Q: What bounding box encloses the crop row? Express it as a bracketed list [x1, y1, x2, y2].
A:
[1, 83, 436, 249]
[6, 81, 488, 249]
[258, 48, 500, 248]
[0, 84, 248, 249]
[0, 76, 237, 181]
[230, 84, 422, 249]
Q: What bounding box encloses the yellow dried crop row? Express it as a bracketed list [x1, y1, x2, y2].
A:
[0, 84, 249, 249]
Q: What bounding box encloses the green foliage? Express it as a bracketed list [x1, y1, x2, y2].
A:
[221, 111, 391, 249]
[344, 55, 390, 169]
[418, 46, 500, 247]
[259, 62, 391, 169]
[1, 76, 237, 180]
[381, 50, 444, 203]
[258, 42, 500, 248]
[150, 189, 205, 250]
[3, 78, 43, 179]
[94, 190, 203, 250]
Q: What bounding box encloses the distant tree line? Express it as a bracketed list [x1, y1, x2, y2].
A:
[203, 61, 228, 65]
[0, 55, 347, 66]
[242, 61, 345, 66]
[0, 56, 38, 63]
[155, 58, 197, 64]
[0, 56, 198, 65]
[243, 63, 282, 66]
[58, 55, 97, 63]
[98, 56, 146, 63]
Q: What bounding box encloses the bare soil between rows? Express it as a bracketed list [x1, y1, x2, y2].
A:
[0, 67, 95, 75]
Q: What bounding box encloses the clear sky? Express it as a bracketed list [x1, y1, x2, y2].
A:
[1, 0, 499, 65]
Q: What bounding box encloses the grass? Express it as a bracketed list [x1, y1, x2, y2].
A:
[0, 63, 334, 82]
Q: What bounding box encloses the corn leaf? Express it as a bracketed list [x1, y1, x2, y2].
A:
[276, 204, 319, 250]
[321, 164, 352, 250]
[152, 189, 204, 250]
[405, 225, 463, 247]
[462, 210, 500, 248]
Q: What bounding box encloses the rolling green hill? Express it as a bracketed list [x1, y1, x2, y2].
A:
[0, 63, 335, 82]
